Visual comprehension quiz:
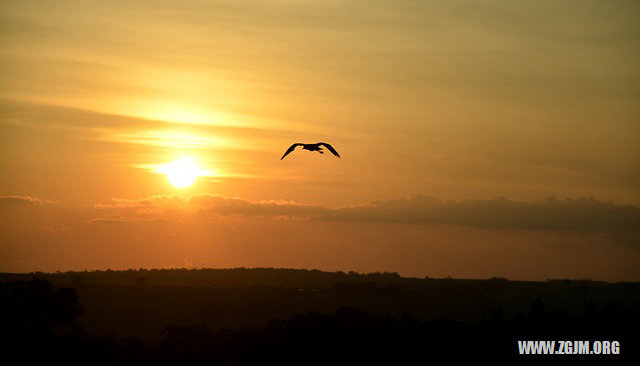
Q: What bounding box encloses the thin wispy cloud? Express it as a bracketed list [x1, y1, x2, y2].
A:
[0, 195, 57, 205]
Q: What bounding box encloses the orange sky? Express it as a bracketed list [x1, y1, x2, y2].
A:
[1, 1, 639, 280]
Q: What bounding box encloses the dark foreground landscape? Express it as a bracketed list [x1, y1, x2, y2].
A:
[1, 268, 638, 363]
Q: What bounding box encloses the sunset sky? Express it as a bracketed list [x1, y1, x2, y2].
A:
[1, 0, 639, 280]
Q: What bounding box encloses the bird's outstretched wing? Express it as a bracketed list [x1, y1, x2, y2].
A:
[317, 142, 340, 158]
[280, 143, 303, 160]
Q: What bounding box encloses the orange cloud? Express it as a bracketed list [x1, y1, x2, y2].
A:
[0, 195, 57, 205]
[35, 225, 72, 236]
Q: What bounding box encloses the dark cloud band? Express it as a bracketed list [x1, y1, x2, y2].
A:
[97, 194, 640, 231]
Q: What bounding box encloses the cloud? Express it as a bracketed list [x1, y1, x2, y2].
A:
[189, 194, 326, 216]
[327, 195, 640, 231]
[86, 217, 136, 225]
[94, 195, 189, 210]
[0, 195, 57, 205]
[95, 193, 640, 232]
[86, 216, 170, 225]
[35, 225, 72, 236]
[95, 194, 325, 216]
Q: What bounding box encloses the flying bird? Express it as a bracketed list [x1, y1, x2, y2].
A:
[280, 142, 341, 160]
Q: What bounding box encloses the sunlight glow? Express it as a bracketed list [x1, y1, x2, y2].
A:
[156, 157, 207, 188]
[109, 130, 228, 150]
[138, 104, 215, 125]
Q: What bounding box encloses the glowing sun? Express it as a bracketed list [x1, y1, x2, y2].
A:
[161, 157, 201, 188]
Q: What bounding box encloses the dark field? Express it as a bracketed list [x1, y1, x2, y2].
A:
[2, 268, 638, 363]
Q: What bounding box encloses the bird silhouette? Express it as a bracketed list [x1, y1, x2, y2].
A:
[280, 142, 341, 160]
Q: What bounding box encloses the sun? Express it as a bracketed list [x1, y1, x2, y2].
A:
[161, 157, 201, 188]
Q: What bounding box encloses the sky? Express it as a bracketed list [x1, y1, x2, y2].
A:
[1, 0, 639, 280]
